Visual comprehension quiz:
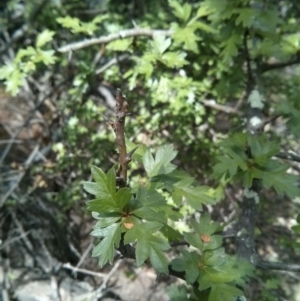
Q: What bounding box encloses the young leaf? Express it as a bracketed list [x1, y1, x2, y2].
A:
[84, 166, 131, 212]
[161, 51, 188, 68]
[143, 144, 177, 178]
[57, 16, 81, 32]
[36, 30, 55, 48]
[151, 34, 172, 55]
[169, 0, 192, 22]
[106, 39, 133, 51]
[173, 27, 201, 53]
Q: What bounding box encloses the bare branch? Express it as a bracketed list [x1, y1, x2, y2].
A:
[202, 99, 242, 115]
[57, 28, 173, 53]
[256, 259, 300, 272]
[115, 89, 129, 187]
[276, 151, 300, 163]
[96, 54, 129, 75]
[261, 56, 300, 73]
[62, 262, 106, 278]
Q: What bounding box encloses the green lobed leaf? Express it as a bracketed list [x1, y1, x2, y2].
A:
[173, 27, 201, 53]
[135, 186, 166, 208]
[115, 187, 132, 209]
[106, 39, 133, 51]
[213, 156, 238, 179]
[161, 51, 188, 68]
[151, 34, 172, 55]
[262, 170, 300, 198]
[234, 8, 257, 28]
[133, 206, 167, 223]
[169, 0, 192, 22]
[85, 166, 131, 212]
[57, 16, 81, 31]
[208, 284, 243, 301]
[172, 250, 201, 284]
[92, 222, 121, 266]
[173, 179, 214, 209]
[87, 198, 120, 213]
[91, 166, 106, 186]
[36, 30, 55, 48]
[124, 222, 170, 273]
[94, 216, 121, 227]
[106, 167, 117, 197]
[160, 224, 182, 242]
[83, 182, 111, 198]
[168, 284, 190, 301]
[143, 144, 178, 178]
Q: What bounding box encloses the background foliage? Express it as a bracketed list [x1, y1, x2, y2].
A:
[1, 0, 300, 300]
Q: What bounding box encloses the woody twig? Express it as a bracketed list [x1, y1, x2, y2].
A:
[112, 88, 129, 187]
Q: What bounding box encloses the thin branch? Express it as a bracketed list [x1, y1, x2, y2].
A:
[202, 99, 242, 115]
[0, 139, 22, 144]
[57, 28, 173, 53]
[96, 54, 129, 75]
[276, 151, 300, 163]
[256, 259, 300, 272]
[115, 88, 129, 187]
[0, 230, 31, 250]
[62, 262, 106, 278]
[75, 242, 93, 269]
[261, 56, 300, 73]
[92, 259, 122, 301]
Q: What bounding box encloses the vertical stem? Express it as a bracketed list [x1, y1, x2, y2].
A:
[115, 88, 129, 187]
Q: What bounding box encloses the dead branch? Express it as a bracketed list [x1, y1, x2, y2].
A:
[62, 262, 106, 278]
[57, 28, 173, 53]
[202, 99, 242, 115]
[92, 259, 122, 301]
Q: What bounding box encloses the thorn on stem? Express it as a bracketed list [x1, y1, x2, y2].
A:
[126, 145, 139, 163]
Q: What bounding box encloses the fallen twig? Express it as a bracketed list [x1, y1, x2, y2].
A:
[62, 262, 106, 278]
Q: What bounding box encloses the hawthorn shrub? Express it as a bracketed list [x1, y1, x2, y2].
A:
[1, 0, 300, 300]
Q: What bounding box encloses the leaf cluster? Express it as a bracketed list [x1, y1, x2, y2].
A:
[83, 143, 252, 300]
[213, 133, 300, 198]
